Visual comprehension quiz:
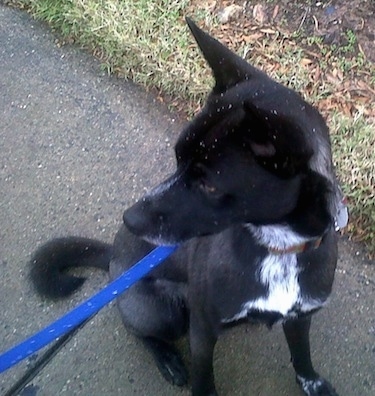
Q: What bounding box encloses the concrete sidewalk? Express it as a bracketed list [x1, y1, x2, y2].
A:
[0, 5, 373, 396]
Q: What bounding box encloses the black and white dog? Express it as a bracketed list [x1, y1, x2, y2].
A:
[31, 18, 348, 396]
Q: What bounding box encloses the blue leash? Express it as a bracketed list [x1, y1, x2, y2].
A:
[0, 245, 177, 374]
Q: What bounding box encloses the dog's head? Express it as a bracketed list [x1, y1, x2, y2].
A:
[123, 18, 337, 245]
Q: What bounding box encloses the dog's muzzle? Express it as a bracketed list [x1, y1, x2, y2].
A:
[123, 199, 152, 237]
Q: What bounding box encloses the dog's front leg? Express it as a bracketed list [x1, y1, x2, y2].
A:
[189, 312, 218, 396]
[283, 316, 338, 396]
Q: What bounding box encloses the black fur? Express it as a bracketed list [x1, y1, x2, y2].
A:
[30, 19, 343, 396]
[30, 237, 112, 299]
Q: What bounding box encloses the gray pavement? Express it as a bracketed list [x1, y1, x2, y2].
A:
[0, 5, 374, 396]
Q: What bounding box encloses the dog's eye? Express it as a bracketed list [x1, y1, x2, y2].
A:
[199, 180, 217, 195]
[191, 164, 221, 198]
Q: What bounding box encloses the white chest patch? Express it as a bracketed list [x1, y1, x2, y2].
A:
[253, 253, 301, 314]
[222, 224, 326, 324]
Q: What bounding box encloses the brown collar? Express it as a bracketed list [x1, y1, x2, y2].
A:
[268, 237, 323, 255]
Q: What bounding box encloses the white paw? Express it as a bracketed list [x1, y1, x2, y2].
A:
[297, 375, 338, 396]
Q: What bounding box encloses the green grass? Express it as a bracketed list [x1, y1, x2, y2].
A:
[330, 112, 375, 245]
[9, 0, 375, 255]
[22, 0, 213, 105]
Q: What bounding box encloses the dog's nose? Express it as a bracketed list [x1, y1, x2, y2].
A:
[123, 197, 163, 237]
[122, 202, 146, 236]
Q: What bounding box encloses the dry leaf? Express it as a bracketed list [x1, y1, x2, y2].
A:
[272, 5, 279, 20]
[314, 66, 321, 80]
[326, 73, 340, 85]
[260, 28, 276, 34]
[253, 4, 267, 24]
[218, 4, 242, 24]
[301, 58, 313, 66]
[243, 33, 264, 43]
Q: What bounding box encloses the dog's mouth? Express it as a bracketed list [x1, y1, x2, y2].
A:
[134, 229, 211, 247]
[122, 205, 177, 246]
[137, 234, 179, 247]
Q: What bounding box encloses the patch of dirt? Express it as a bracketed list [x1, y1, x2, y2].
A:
[248, 0, 374, 62]
[190, 0, 374, 120]
[199, 0, 375, 61]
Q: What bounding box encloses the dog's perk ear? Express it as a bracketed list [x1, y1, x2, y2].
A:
[243, 100, 314, 176]
[186, 17, 265, 92]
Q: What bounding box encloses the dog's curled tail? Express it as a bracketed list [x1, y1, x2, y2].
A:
[30, 237, 112, 299]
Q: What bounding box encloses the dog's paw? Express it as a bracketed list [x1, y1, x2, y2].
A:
[155, 348, 188, 387]
[142, 337, 188, 386]
[297, 375, 338, 396]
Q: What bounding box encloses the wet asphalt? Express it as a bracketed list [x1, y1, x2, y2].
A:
[0, 5, 374, 396]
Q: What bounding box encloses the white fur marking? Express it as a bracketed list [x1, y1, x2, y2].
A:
[255, 254, 300, 314]
[222, 224, 325, 323]
[297, 375, 325, 395]
[247, 223, 309, 251]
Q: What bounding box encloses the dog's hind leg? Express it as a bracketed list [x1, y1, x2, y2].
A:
[283, 317, 338, 396]
[116, 275, 189, 386]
